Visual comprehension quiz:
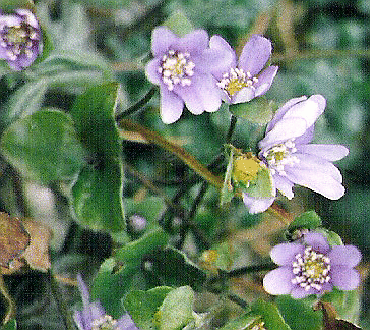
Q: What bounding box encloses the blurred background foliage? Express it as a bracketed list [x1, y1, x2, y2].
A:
[0, 0, 370, 329]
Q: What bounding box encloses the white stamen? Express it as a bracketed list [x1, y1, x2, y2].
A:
[159, 50, 195, 91]
[291, 246, 331, 293]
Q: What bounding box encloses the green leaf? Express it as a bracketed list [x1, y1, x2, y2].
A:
[244, 166, 274, 199]
[124, 286, 173, 330]
[70, 83, 124, 233]
[322, 288, 361, 324]
[229, 98, 276, 124]
[0, 0, 34, 12]
[0, 79, 48, 128]
[143, 247, 207, 290]
[276, 295, 322, 330]
[92, 229, 169, 318]
[288, 211, 323, 233]
[0, 109, 85, 183]
[1, 319, 16, 330]
[163, 10, 194, 37]
[219, 313, 262, 330]
[251, 299, 292, 330]
[314, 228, 343, 246]
[71, 163, 124, 232]
[159, 286, 194, 330]
[91, 258, 134, 318]
[29, 50, 114, 89]
[114, 228, 169, 267]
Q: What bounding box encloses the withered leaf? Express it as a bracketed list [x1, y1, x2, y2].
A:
[21, 218, 52, 272]
[315, 300, 362, 330]
[0, 213, 30, 268]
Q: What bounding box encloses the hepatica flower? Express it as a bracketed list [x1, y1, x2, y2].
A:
[145, 27, 231, 123]
[263, 232, 361, 298]
[74, 274, 139, 330]
[0, 9, 42, 70]
[243, 95, 349, 214]
[209, 34, 278, 104]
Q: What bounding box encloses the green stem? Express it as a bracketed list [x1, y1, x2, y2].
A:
[118, 119, 224, 188]
[115, 87, 156, 121]
[226, 115, 238, 144]
[225, 263, 276, 278]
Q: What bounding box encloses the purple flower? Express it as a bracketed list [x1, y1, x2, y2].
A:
[0, 9, 42, 70]
[209, 34, 278, 104]
[243, 95, 349, 214]
[263, 232, 362, 298]
[73, 274, 139, 330]
[145, 27, 232, 124]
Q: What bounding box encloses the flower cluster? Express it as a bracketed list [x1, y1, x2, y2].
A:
[74, 274, 139, 330]
[0, 9, 42, 70]
[145, 27, 276, 123]
[263, 232, 361, 298]
[242, 95, 349, 214]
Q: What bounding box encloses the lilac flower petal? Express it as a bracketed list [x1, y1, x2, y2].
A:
[77, 274, 90, 308]
[232, 87, 255, 104]
[117, 314, 139, 330]
[175, 84, 204, 115]
[269, 242, 305, 265]
[0, 14, 22, 27]
[173, 30, 209, 55]
[195, 48, 234, 76]
[15, 9, 39, 27]
[239, 35, 272, 76]
[291, 286, 316, 298]
[263, 267, 295, 295]
[259, 117, 310, 150]
[294, 125, 315, 145]
[73, 311, 86, 330]
[266, 96, 307, 132]
[242, 193, 275, 214]
[254, 65, 279, 97]
[145, 58, 162, 85]
[285, 164, 345, 200]
[328, 245, 362, 267]
[88, 301, 106, 320]
[209, 35, 237, 68]
[274, 175, 294, 199]
[291, 283, 332, 298]
[150, 27, 177, 56]
[160, 88, 184, 124]
[303, 232, 330, 254]
[280, 94, 325, 127]
[195, 74, 223, 112]
[296, 144, 349, 161]
[331, 266, 361, 290]
[292, 153, 343, 182]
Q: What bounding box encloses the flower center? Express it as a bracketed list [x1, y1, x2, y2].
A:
[158, 49, 195, 91]
[291, 246, 331, 292]
[262, 140, 299, 176]
[216, 68, 258, 97]
[1, 23, 40, 61]
[91, 315, 119, 330]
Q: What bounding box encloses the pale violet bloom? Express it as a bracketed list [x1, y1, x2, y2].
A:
[145, 27, 232, 124]
[73, 274, 139, 330]
[243, 95, 349, 214]
[209, 34, 278, 104]
[263, 232, 361, 298]
[0, 9, 42, 70]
